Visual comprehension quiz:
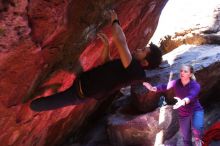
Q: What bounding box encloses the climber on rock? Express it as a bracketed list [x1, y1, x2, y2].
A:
[30, 10, 162, 112]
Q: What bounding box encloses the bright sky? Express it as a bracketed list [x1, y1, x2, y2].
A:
[151, 0, 220, 44]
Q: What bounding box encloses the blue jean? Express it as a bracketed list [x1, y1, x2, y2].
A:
[178, 110, 204, 146]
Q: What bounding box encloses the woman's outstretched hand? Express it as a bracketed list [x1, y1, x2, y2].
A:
[173, 97, 185, 109]
[143, 82, 157, 92]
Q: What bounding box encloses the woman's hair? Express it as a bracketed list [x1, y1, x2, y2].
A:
[182, 64, 196, 80]
[144, 43, 162, 69]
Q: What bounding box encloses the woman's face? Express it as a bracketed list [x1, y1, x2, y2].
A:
[179, 65, 192, 80]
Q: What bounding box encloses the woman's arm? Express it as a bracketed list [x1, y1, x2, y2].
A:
[186, 82, 200, 102]
[110, 10, 132, 68]
[143, 80, 176, 92]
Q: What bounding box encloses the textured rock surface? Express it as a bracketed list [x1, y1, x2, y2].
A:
[0, 0, 168, 146]
[107, 105, 178, 146]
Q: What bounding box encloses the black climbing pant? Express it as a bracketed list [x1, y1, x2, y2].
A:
[30, 83, 85, 112]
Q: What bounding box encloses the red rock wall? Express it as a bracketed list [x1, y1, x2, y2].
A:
[0, 0, 168, 145]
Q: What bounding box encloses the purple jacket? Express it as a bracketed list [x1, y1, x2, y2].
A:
[156, 79, 203, 116]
